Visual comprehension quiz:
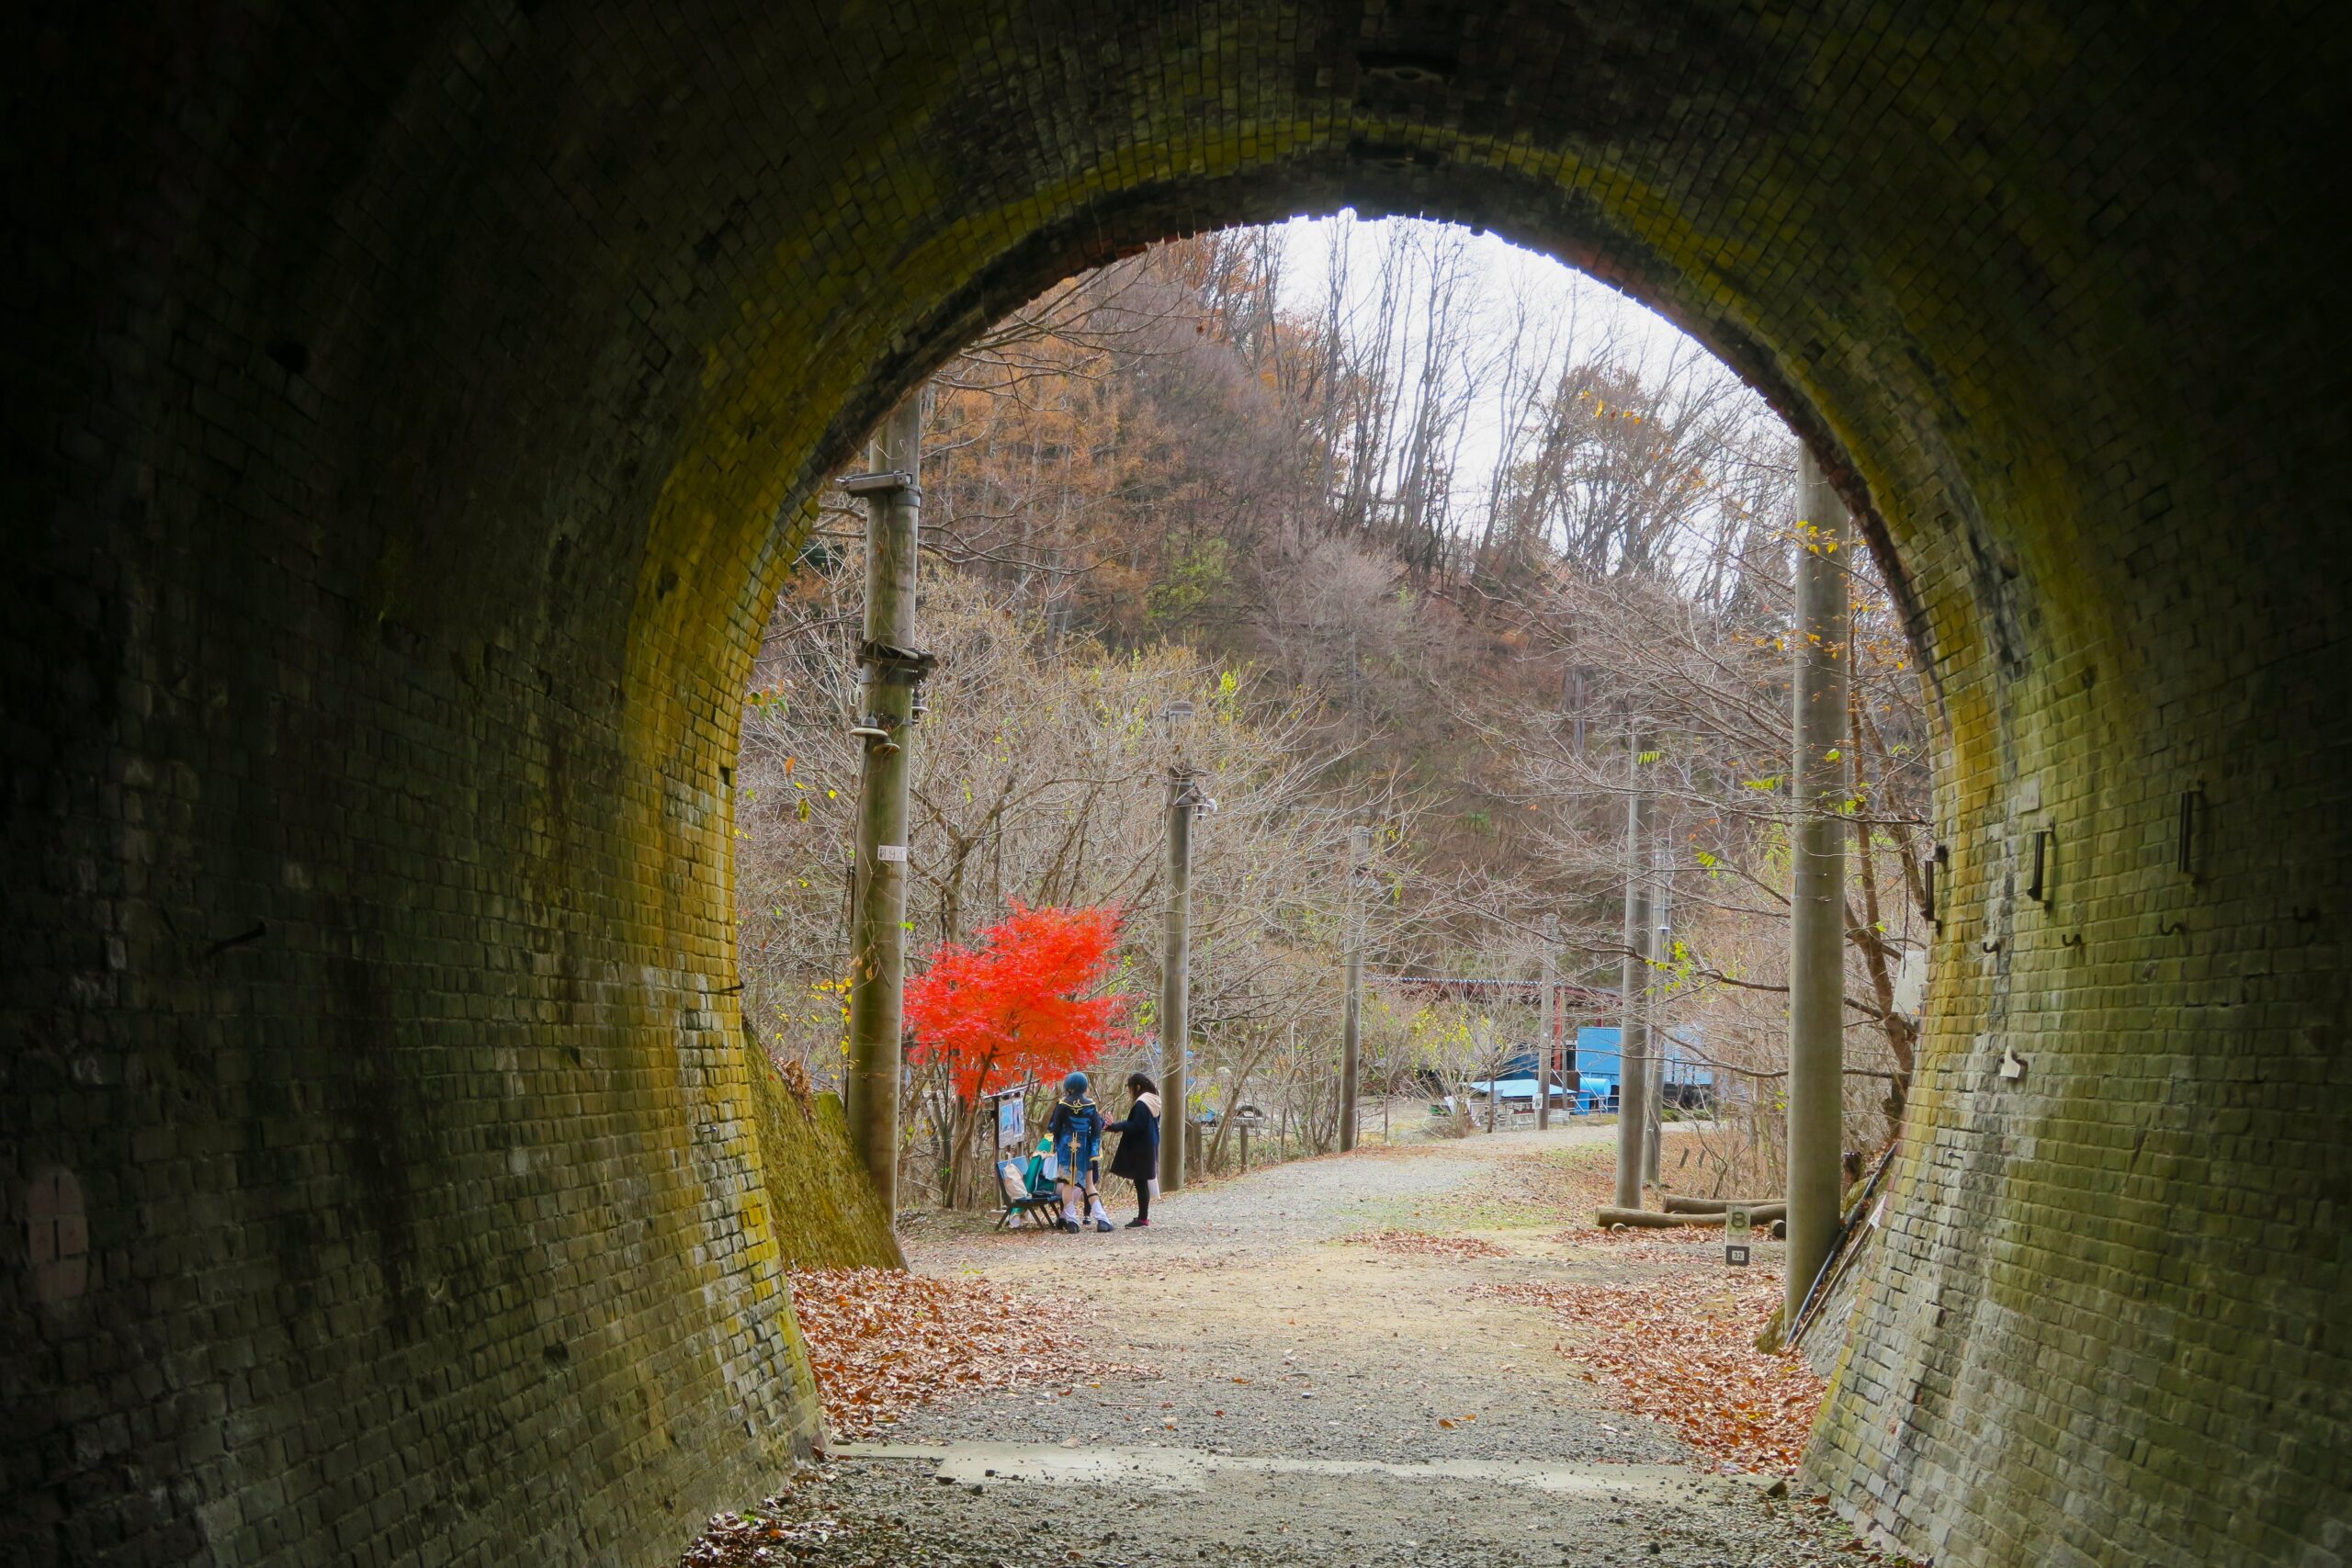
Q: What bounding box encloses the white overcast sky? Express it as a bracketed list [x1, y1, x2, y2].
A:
[1268, 212, 1772, 500]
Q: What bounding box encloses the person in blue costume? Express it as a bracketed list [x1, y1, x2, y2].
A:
[1046, 1071, 1107, 1233]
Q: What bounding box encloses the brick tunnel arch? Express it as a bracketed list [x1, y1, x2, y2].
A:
[6, 6, 2346, 1566]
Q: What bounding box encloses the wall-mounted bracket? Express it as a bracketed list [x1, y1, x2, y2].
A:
[858, 639, 937, 688]
[840, 469, 920, 501]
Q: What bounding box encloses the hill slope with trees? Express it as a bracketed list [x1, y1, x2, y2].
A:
[738, 219, 1930, 1206]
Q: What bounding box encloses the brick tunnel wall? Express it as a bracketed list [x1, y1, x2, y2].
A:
[4, 4, 2346, 1564]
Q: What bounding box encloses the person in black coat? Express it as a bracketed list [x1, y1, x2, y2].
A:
[1102, 1072, 1163, 1228]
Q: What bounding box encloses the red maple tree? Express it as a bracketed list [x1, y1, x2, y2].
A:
[905, 902, 1132, 1107]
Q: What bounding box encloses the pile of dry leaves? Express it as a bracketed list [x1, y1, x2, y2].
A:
[1489, 1267, 1825, 1472]
[788, 1267, 1143, 1438]
[677, 1496, 849, 1568]
[1351, 1226, 1511, 1261]
[1564, 1222, 1715, 1250]
[674, 1476, 956, 1568]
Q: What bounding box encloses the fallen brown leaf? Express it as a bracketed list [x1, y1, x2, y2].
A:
[1486, 1261, 1824, 1472]
[787, 1267, 1145, 1439]
[1351, 1226, 1512, 1261]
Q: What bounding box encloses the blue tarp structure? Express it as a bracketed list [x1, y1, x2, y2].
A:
[1450, 1029, 1713, 1116]
[1577, 1024, 1624, 1089]
[1449, 1075, 1584, 1114]
[1492, 1046, 1543, 1079]
[1577, 1025, 1713, 1102]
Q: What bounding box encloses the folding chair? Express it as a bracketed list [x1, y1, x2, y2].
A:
[992, 1155, 1065, 1231]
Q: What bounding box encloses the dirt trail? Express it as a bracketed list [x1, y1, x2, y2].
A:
[698, 1127, 1897, 1567]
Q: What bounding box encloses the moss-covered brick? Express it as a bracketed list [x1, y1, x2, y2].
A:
[3, 4, 2345, 1565]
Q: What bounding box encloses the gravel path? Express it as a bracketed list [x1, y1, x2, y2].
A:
[704, 1127, 1900, 1567]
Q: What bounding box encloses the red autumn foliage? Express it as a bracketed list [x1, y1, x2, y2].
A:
[904, 901, 1131, 1104]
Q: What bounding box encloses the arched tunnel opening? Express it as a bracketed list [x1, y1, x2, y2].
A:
[4, 6, 2346, 1565]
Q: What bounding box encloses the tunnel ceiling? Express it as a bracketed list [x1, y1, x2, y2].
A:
[5, 4, 2348, 1565]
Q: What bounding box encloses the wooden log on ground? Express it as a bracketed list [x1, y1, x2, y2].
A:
[1663, 1194, 1784, 1215]
[1595, 1206, 1727, 1228]
[1659, 1196, 1787, 1224]
[1596, 1202, 1787, 1229]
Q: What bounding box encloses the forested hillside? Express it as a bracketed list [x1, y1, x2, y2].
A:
[738, 219, 1930, 1204]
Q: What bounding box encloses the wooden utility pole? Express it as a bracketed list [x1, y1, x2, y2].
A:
[1283, 1021, 1295, 1160]
[1537, 914, 1559, 1131]
[1340, 824, 1369, 1152]
[1159, 705, 1198, 1192]
[1645, 829, 1671, 1184]
[1612, 752, 1654, 1210]
[1786, 446, 1852, 1321]
[843, 393, 930, 1221]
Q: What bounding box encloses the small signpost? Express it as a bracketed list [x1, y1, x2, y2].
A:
[1232, 1105, 1266, 1169]
[985, 1082, 1031, 1161]
[1725, 1203, 1753, 1268]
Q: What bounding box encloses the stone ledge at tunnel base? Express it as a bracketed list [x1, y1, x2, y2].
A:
[837, 1439, 1787, 1503]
